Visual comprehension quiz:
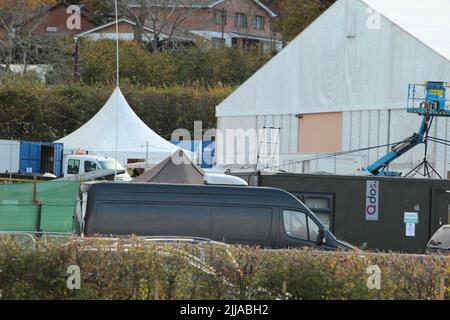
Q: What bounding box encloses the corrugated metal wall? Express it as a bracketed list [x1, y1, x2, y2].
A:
[217, 110, 450, 177]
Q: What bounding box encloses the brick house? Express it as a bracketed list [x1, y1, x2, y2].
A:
[125, 0, 282, 52]
[0, 1, 96, 79]
[35, 1, 96, 36]
[76, 18, 193, 44]
[0, 1, 95, 38]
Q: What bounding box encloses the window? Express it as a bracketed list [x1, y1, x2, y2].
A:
[283, 210, 321, 242]
[308, 217, 320, 243]
[304, 197, 330, 211]
[96, 203, 211, 237]
[212, 37, 225, 48]
[99, 160, 124, 170]
[84, 161, 99, 173]
[254, 15, 265, 30]
[213, 9, 227, 25]
[429, 226, 450, 249]
[67, 159, 80, 175]
[46, 26, 58, 33]
[448, 203, 450, 226]
[294, 193, 334, 230]
[212, 206, 273, 243]
[283, 210, 308, 241]
[235, 13, 247, 28]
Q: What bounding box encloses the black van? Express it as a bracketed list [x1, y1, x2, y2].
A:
[74, 183, 354, 251]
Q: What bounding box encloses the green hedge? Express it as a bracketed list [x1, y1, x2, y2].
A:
[0, 76, 232, 141]
[0, 237, 448, 300]
[77, 40, 271, 87]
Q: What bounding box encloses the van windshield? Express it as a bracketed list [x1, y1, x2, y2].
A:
[99, 160, 124, 170]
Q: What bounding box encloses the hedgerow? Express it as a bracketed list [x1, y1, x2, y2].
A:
[0, 76, 232, 141]
[0, 237, 448, 300]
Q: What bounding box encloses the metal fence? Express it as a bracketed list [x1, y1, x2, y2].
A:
[0, 180, 80, 233]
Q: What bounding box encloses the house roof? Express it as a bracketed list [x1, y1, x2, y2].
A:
[361, 0, 450, 61]
[126, 0, 277, 18]
[48, 1, 94, 21]
[76, 18, 164, 38]
[76, 18, 196, 42]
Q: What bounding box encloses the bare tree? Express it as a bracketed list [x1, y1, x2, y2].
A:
[122, 0, 199, 51]
[0, 0, 56, 73]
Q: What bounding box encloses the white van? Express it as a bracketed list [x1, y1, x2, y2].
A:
[63, 155, 132, 182]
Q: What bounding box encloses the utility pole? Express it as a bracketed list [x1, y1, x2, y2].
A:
[73, 37, 80, 82]
[221, 8, 226, 46]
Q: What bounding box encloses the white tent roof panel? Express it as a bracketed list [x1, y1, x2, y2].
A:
[216, 0, 450, 117]
[57, 87, 180, 164]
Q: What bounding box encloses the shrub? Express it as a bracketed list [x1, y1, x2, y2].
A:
[78, 39, 271, 87]
[0, 76, 233, 141]
[0, 237, 448, 300]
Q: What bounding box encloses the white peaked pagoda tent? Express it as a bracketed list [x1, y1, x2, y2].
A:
[216, 0, 450, 177]
[57, 87, 181, 165]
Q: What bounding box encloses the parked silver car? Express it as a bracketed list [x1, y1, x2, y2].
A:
[426, 225, 450, 255]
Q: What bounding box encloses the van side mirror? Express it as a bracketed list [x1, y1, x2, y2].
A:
[316, 229, 326, 246]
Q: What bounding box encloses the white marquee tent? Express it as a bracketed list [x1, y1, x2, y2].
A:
[57, 87, 181, 165]
[215, 0, 450, 177]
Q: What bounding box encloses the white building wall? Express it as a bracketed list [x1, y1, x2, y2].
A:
[0, 140, 20, 173]
[218, 109, 450, 177]
[216, 114, 299, 169]
[216, 0, 450, 177]
[341, 109, 450, 177]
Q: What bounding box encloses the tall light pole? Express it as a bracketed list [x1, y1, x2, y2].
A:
[221, 8, 226, 46]
[114, 0, 120, 181]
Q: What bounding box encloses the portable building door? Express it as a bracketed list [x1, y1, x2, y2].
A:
[40, 143, 63, 176]
[19, 142, 41, 173]
[431, 189, 450, 234]
[41, 145, 54, 174]
[0, 140, 20, 173]
[53, 143, 63, 177]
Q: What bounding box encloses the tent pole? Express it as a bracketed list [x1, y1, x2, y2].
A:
[114, 0, 120, 181]
[115, 0, 120, 88]
[146, 142, 149, 172]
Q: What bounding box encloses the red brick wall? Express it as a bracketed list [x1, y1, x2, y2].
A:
[151, 0, 278, 38]
[35, 5, 96, 35]
[213, 0, 275, 36]
[100, 22, 136, 34]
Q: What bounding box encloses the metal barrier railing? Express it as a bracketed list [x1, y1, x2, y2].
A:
[0, 231, 76, 249]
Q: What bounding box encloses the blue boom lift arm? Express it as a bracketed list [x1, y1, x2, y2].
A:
[366, 115, 431, 176]
[366, 81, 449, 176]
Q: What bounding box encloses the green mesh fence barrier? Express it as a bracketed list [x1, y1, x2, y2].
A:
[0, 181, 80, 233]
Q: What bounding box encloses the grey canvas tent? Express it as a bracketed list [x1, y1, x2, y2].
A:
[132, 150, 205, 184]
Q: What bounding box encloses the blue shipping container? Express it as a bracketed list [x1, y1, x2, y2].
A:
[19, 141, 63, 176]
